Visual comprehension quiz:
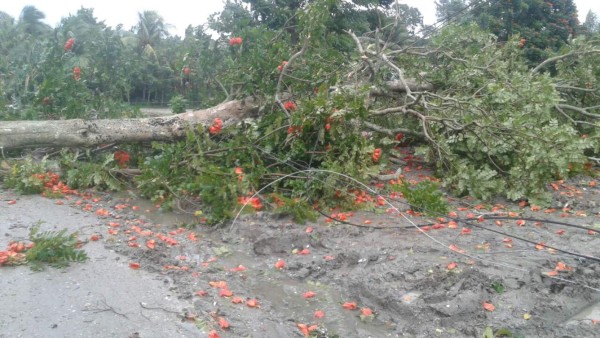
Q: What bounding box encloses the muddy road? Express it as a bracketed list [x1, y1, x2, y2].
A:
[1, 172, 600, 337]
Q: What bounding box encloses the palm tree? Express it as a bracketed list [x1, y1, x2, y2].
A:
[18, 6, 51, 36]
[135, 11, 169, 58]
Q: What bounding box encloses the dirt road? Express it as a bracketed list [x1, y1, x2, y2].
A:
[0, 190, 199, 338]
[1, 172, 600, 337]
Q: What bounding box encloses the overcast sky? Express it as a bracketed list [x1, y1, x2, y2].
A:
[2, 0, 599, 36]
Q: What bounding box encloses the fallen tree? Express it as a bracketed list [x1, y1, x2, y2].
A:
[0, 97, 259, 151]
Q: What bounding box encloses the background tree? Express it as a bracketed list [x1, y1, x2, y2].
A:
[582, 10, 599, 35]
[435, 0, 471, 23]
[18, 5, 51, 36]
[471, 0, 580, 66]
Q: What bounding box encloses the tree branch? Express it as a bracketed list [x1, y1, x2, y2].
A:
[556, 103, 600, 119]
[345, 30, 376, 80]
[531, 50, 600, 75]
[275, 38, 309, 119]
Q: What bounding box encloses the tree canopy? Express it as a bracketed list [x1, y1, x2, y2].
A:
[2, 1, 600, 223]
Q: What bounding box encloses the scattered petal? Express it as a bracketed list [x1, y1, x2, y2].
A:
[303, 291, 316, 299]
[446, 262, 458, 270]
[146, 239, 156, 249]
[482, 302, 495, 312]
[219, 289, 233, 297]
[209, 280, 228, 289]
[231, 297, 244, 304]
[449, 244, 465, 254]
[360, 307, 373, 316]
[297, 248, 311, 255]
[342, 302, 357, 310]
[129, 262, 140, 270]
[246, 299, 259, 308]
[523, 313, 531, 320]
[229, 264, 247, 272]
[296, 323, 318, 337]
[314, 310, 325, 319]
[275, 259, 286, 269]
[218, 317, 230, 329]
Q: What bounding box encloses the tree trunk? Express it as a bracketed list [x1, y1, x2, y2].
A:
[0, 97, 259, 150]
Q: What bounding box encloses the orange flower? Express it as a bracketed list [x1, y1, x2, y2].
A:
[114, 150, 130, 168]
[277, 60, 288, 72]
[284, 101, 297, 111]
[64, 38, 75, 51]
[229, 37, 243, 46]
[209, 118, 223, 135]
[372, 148, 381, 162]
[73, 66, 81, 81]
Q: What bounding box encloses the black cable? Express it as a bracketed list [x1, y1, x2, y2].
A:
[482, 215, 599, 234]
[313, 193, 600, 263]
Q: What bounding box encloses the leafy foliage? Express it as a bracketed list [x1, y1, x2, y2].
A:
[2, 0, 600, 223]
[420, 25, 593, 204]
[392, 180, 448, 216]
[60, 150, 124, 191]
[4, 158, 52, 194]
[26, 226, 88, 270]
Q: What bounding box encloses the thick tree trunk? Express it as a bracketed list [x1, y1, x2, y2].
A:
[0, 97, 259, 150]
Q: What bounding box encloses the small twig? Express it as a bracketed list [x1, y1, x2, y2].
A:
[375, 167, 403, 181]
[83, 299, 129, 319]
[139, 302, 181, 314]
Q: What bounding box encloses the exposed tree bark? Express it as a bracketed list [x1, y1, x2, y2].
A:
[0, 97, 259, 150]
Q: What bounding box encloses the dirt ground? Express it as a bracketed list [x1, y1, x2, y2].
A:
[1, 162, 600, 337]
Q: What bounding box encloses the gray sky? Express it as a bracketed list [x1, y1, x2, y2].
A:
[2, 0, 599, 36]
